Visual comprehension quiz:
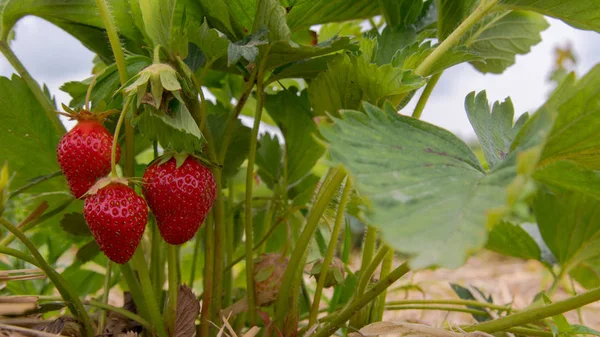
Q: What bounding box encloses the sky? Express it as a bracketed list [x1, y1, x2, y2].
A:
[1, 16, 599, 140]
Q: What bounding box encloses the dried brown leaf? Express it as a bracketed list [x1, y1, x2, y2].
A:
[242, 327, 260, 337]
[103, 293, 141, 336]
[350, 322, 495, 337]
[174, 285, 200, 337]
[0, 296, 39, 316]
[33, 317, 79, 337]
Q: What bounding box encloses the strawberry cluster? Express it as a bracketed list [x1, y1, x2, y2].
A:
[56, 112, 216, 264]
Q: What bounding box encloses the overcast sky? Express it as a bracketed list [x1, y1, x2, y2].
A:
[1, 16, 599, 140]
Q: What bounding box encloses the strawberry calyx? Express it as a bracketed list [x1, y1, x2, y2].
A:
[83, 176, 130, 197]
[58, 103, 119, 123]
[148, 152, 221, 170]
[122, 63, 183, 109]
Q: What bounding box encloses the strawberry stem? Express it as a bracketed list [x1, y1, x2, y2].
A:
[167, 244, 178, 333]
[97, 261, 112, 334]
[308, 178, 352, 327]
[84, 75, 98, 111]
[130, 249, 169, 337]
[111, 96, 133, 177]
[243, 48, 271, 325]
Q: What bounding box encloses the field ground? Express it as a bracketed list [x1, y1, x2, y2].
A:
[382, 251, 600, 329]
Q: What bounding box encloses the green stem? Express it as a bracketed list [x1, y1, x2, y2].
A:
[386, 299, 511, 311]
[111, 97, 132, 177]
[374, 249, 394, 321]
[8, 171, 62, 200]
[357, 246, 391, 296]
[386, 305, 487, 315]
[506, 327, 553, 337]
[119, 263, 151, 322]
[0, 41, 63, 134]
[313, 262, 411, 337]
[189, 230, 202, 287]
[167, 244, 178, 333]
[94, 0, 128, 85]
[309, 179, 352, 326]
[0, 198, 73, 247]
[94, 0, 133, 178]
[211, 170, 226, 324]
[0, 246, 40, 267]
[412, 72, 442, 119]
[130, 249, 169, 337]
[360, 226, 378, 275]
[85, 299, 152, 330]
[84, 75, 98, 111]
[200, 212, 214, 337]
[223, 180, 235, 308]
[223, 207, 301, 272]
[415, 0, 500, 76]
[0, 218, 94, 337]
[244, 50, 271, 325]
[98, 261, 112, 334]
[218, 72, 257, 163]
[274, 168, 347, 323]
[464, 286, 600, 333]
[150, 218, 164, 299]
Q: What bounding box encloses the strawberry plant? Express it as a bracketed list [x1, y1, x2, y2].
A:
[1, 0, 600, 337]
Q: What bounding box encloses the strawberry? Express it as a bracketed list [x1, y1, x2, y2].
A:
[57, 112, 120, 198]
[142, 155, 216, 245]
[84, 180, 147, 264]
[254, 253, 289, 306]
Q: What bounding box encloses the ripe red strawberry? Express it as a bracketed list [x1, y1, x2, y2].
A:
[84, 181, 147, 264]
[57, 114, 121, 198]
[254, 253, 289, 306]
[143, 155, 216, 245]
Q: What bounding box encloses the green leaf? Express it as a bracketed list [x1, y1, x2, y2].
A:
[206, 103, 251, 179]
[227, 27, 269, 66]
[541, 294, 570, 332]
[61, 260, 104, 295]
[378, 0, 424, 28]
[264, 88, 325, 186]
[269, 55, 336, 83]
[450, 283, 493, 322]
[253, 0, 291, 43]
[321, 102, 514, 268]
[139, 0, 176, 47]
[391, 41, 482, 76]
[500, 0, 600, 32]
[463, 11, 549, 74]
[0, 0, 145, 62]
[486, 221, 541, 260]
[188, 20, 230, 63]
[60, 213, 91, 237]
[61, 56, 151, 108]
[465, 91, 528, 169]
[308, 54, 425, 117]
[76, 240, 101, 263]
[178, 0, 238, 39]
[535, 190, 600, 289]
[435, 0, 478, 39]
[256, 134, 283, 188]
[0, 75, 65, 192]
[532, 65, 600, 199]
[568, 325, 600, 336]
[374, 26, 416, 65]
[286, 0, 380, 31]
[265, 35, 356, 71]
[319, 20, 363, 42]
[133, 101, 205, 153]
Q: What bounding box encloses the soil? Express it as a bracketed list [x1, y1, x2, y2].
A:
[382, 250, 600, 329]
